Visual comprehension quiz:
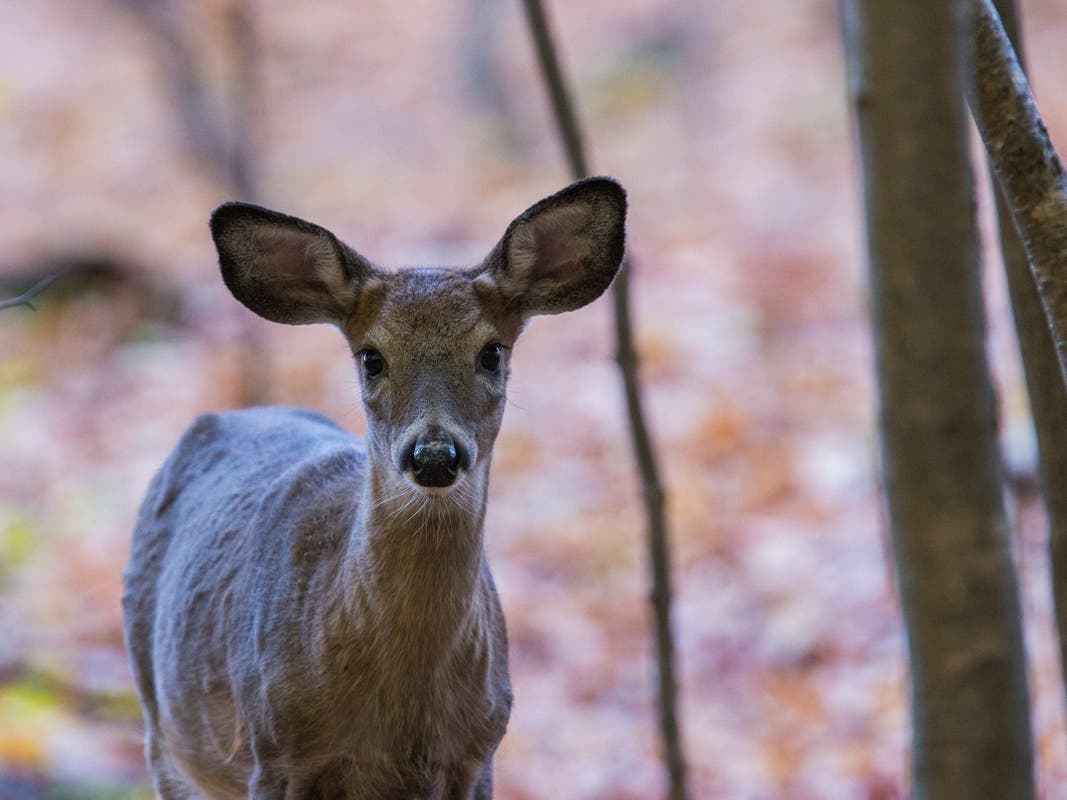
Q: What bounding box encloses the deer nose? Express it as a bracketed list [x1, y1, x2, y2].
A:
[403, 429, 468, 488]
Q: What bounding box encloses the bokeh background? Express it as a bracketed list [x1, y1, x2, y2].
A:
[3, 1, 1067, 797]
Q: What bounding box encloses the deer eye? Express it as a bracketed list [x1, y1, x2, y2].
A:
[361, 349, 385, 378]
[479, 343, 502, 374]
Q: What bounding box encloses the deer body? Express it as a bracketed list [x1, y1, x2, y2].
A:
[123, 179, 626, 799]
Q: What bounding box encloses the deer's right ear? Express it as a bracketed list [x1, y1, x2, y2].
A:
[211, 203, 376, 326]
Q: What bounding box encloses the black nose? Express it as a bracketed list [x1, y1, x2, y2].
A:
[403, 429, 468, 488]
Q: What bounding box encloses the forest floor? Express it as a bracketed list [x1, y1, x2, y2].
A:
[3, 1, 1067, 798]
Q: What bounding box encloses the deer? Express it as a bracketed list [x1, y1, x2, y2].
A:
[122, 177, 627, 799]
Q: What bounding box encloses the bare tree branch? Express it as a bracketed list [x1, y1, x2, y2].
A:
[519, 3, 689, 799]
[983, 0, 1067, 726]
[222, 0, 271, 406]
[226, 0, 259, 200]
[114, 0, 231, 176]
[968, 0, 1067, 386]
[117, 0, 270, 406]
[0, 272, 62, 312]
[520, 0, 588, 179]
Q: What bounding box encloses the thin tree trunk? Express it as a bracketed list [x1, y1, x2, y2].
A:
[519, 3, 689, 799]
[969, 0, 1067, 713]
[117, 0, 270, 406]
[227, 0, 258, 202]
[225, 0, 271, 407]
[842, 0, 1034, 796]
[968, 0, 1067, 382]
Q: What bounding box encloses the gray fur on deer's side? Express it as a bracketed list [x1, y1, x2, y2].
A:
[123, 177, 626, 799]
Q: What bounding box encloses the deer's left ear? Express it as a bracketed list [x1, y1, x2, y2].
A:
[477, 177, 627, 317]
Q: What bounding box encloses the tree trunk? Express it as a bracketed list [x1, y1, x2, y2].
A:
[968, 0, 1067, 383]
[117, 0, 270, 406]
[842, 0, 1034, 796]
[225, 0, 271, 407]
[971, 0, 1067, 716]
[519, 3, 689, 799]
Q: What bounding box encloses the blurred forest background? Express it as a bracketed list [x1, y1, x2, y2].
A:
[3, 0, 1067, 798]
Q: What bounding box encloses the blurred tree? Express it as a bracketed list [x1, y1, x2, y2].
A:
[842, 0, 1034, 796]
[0, 273, 60, 312]
[519, 2, 689, 799]
[115, 0, 269, 406]
[969, 0, 1067, 721]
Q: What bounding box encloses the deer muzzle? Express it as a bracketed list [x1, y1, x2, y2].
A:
[402, 427, 471, 489]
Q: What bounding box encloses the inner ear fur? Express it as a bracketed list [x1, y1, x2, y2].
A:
[211, 202, 377, 325]
[480, 177, 627, 317]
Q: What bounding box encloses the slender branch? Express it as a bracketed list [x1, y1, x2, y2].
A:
[984, 0, 1067, 726]
[118, 0, 270, 406]
[967, 0, 1067, 387]
[114, 0, 231, 175]
[226, 0, 259, 200]
[519, 3, 688, 798]
[0, 272, 61, 312]
[520, 0, 588, 179]
[224, 0, 271, 407]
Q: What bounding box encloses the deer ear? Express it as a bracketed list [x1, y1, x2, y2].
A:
[210, 203, 377, 325]
[480, 177, 627, 317]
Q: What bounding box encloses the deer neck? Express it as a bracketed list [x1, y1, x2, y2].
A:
[344, 458, 490, 646]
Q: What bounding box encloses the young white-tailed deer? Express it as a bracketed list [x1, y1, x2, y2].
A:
[122, 178, 627, 799]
